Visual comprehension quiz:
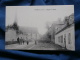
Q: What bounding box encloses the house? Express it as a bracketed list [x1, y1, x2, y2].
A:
[6, 29, 17, 43]
[55, 13, 75, 50]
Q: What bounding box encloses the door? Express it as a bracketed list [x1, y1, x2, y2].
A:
[64, 34, 66, 49]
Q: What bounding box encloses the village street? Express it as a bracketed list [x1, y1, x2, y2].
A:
[6, 40, 65, 50]
[5, 42, 35, 50]
[27, 42, 64, 50]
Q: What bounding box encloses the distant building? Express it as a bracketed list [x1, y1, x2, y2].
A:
[50, 22, 57, 43]
[47, 21, 59, 43]
[55, 13, 75, 50]
[19, 27, 40, 42]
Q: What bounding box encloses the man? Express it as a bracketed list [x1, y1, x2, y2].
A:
[35, 41, 37, 45]
[27, 41, 28, 45]
[17, 37, 20, 44]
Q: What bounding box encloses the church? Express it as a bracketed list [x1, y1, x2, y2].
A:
[5, 21, 18, 45]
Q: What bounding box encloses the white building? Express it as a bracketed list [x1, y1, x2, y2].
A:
[6, 29, 17, 42]
[55, 13, 75, 50]
[6, 12, 19, 45]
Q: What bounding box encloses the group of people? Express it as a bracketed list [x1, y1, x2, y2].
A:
[17, 37, 26, 45]
[17, 37, 37, 45]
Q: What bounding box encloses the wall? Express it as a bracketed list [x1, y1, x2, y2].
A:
[6, 29, 17, 42]
[55, 24, 75, 50]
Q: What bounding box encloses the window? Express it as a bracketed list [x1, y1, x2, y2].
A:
[61, 35, 63, 43]
[58, 37, 60, 42]
[64, 34, 66, 43]
[68, 33, 71, 44]
[58, 35, 63, 43]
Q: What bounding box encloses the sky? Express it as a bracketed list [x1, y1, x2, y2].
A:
[6, 5, 74, 35]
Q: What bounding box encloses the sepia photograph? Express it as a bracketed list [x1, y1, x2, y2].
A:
[5, 5, 75, 50]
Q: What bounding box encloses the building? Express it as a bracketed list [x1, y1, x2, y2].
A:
[55, 13, 75, 50]
[50, 22, 57, 43]
[19, 27, 40, 42]
[6, 10, 19, 45]
[5, 21, 19, 45]
[6, 29, 17, 43]
[47, 21, 60, 43]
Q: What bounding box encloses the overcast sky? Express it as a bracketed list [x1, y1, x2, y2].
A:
[6, 5, 74, 35]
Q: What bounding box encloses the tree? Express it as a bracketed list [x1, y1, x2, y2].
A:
[64, 16, 69, 26]
[12, 21, 19, 30]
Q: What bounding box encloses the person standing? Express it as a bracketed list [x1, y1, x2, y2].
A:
[20, 37, 23, 45]
[35, 41, 37, 45]
[27, 41, 28, 45]
[17, 37, 20, 44]
[23, 39, 24, 44]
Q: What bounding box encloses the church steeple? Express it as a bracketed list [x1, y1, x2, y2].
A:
[14, 9, 18, 25]
[12, 9, 19, 30]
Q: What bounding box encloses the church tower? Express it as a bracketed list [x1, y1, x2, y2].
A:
[12, 9, 19, 30]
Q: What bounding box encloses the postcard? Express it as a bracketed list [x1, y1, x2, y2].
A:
[5, 5, 75, 50]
